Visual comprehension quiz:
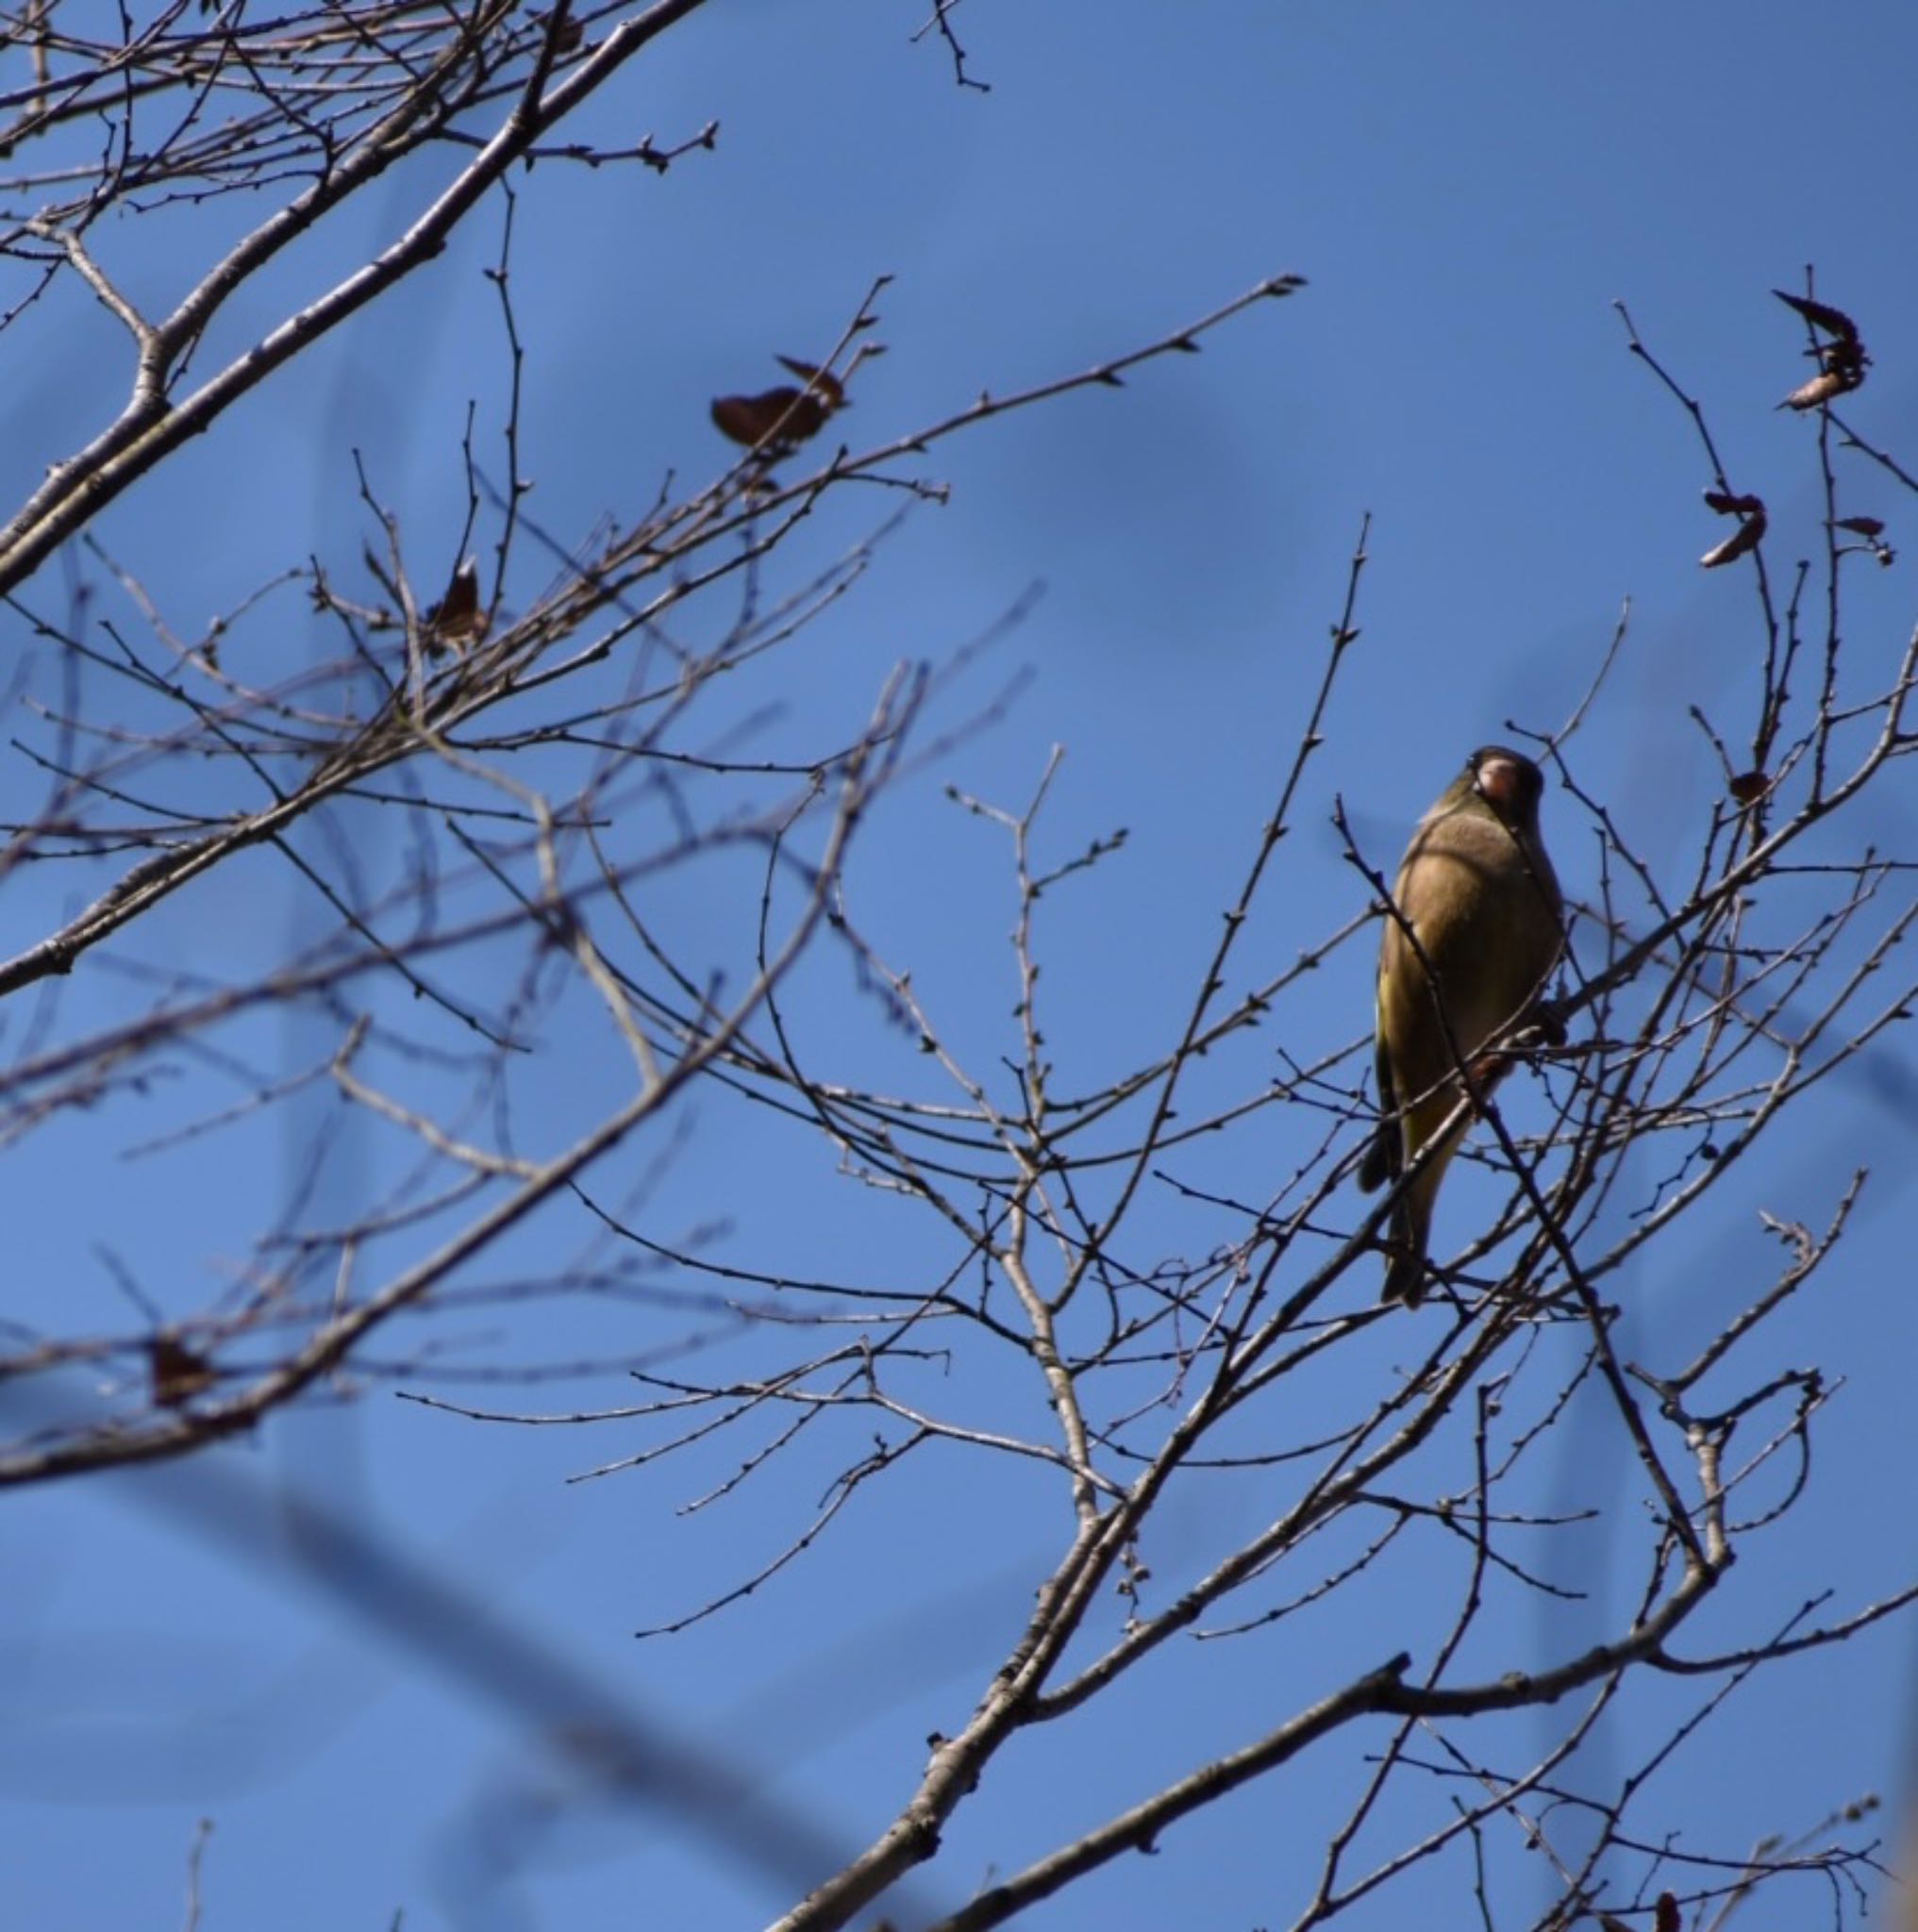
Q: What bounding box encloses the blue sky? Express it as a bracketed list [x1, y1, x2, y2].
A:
[5, 4, 1918, 1927]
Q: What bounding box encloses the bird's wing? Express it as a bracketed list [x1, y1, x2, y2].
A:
[1358, 976, 1402, 1191]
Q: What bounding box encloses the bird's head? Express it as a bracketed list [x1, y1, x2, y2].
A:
[1466, 745, 1546, 827]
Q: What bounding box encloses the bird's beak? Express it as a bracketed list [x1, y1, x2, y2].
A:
[1475, 756, 1524, 812]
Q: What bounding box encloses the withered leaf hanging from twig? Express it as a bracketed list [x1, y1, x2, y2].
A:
[1775, 287, 1869, 409]
[1829, 512, 1895, 567]
[1699, 486, 1767, 568]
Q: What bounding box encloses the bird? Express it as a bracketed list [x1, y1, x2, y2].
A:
[1358, 745, 1564, 1306]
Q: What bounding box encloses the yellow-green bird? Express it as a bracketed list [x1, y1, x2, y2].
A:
[1358, 745, 1564, 1306]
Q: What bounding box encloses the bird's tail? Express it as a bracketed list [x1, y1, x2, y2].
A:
[1378, 1197, 1429, 1306]
[1377, 1100, 1465, 1306]
[1356, 1121, 1396, 1193]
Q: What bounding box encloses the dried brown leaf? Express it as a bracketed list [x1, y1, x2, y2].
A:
[1822, 337, 1869, 378]
[1774, 288, 1861, 344]
[1775, 289, 1868, 405]
[1701, 506, 1766, 568]
[1783, 368, 1853, 411]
